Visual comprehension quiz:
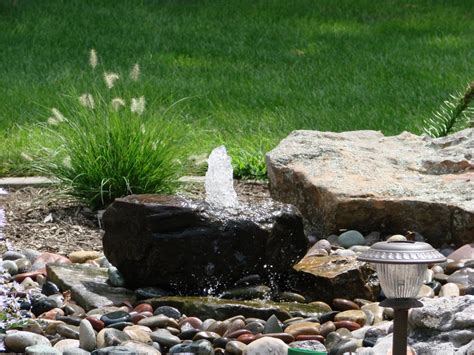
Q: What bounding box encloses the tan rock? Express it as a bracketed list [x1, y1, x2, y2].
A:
[284, 321, 320, 337]
[361, 303, 384, 324]
[334, 310, 367, 326]
[69, 251, 103, 264]
[123, 327, 153, 344]
[53, 339, 80, 352]
[439, 283, 460, 297]
[266, 129, 474, 246]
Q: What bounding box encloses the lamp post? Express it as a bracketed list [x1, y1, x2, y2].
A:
[357, 240, 446, 355]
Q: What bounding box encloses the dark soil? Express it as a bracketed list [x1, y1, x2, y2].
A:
[0, 180, 270, 256]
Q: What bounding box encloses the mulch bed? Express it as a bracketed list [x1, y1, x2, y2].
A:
[0, 180, 270, 256]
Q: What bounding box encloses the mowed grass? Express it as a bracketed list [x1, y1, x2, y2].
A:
[1, 0, 473, 176]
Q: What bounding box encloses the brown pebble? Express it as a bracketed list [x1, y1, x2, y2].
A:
[259, 332, 295, 343]
[295, 334, 325, 342]
[237, 333, 257, 344]
[319, 321, 336, 337]
[179, 317, 203, 330]
[14, 270, 46, 283]
[39, 308, 64, 320]
[207, 320, 227, 336]
[224, 319, 245, 336]
[225, 329, 251, 339]
[333, 298, 360, 311]
[133, 303, 153, 314]
[445, 262, 465, 275]
[433, 273, 448, 284]
[334, 320, 361, 331]
[86, 316, 105, 331]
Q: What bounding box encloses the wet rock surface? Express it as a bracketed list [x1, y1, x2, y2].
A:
[103, 194, 308, 293]
[266, 128, 474, 246]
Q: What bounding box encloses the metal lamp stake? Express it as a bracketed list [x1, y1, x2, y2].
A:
[357, 240, 446, 355]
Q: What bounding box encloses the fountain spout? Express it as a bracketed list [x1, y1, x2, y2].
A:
[205, 146, 239, 208]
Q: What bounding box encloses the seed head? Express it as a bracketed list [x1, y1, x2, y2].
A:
[79, 93, 95, 109]
[20, 152, 33, 161]
[131, 96, 146, 115]
[130, 63, 140, 81]
[89, 49, 98, 69]
[111, 97, 126, 111]
[104, 72, 120, 89]
[47, 117, 59, 126]
[51, 108, 66, 122]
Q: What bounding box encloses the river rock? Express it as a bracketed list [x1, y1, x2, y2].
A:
[5, 331, 51, 353]
[79, 319, 96, 351]
[243, 336, 288, 355]
[46, 263, 136, 311]
[148, 296, 327, 321]
[25, 344, 61, 355]
[103, 194, 308, 293]
[290, 255, 379, 303]
[408, 295, 474, 353]
[266, 129, 474, 246]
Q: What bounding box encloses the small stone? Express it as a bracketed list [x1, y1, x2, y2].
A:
[2, 260, 18, 275]
[38, 308, 64, 320]
[226, 340, 247, 354]
[123, 326, 152, 344]
[86, 317, 105, 331]
[101, 311, 131, 326]
[362, 327, 385, 347]
[312, 239, 332, 253]
[277, 291, 306, 303]
[236, 333, 257, 344]
[107, 266, 125, 287]
[447, 268, 474, 286]
[14, 270, 46, 283]
[361, 303, 384, 324]
[447, 244, 474, 261]
[289, 339, 326, 352]
[431, 265, 444, 274]
[96, 328, 130, 348]
[220, 285, 271, 300]
[243, 336, 288, 355]
[153, 305, 181, 319]
[169, 339, 214, 355]
[284, 322, 320, 338]
[319, 321, 336, 337]
[425, 281, 442, 295]
[349, 245, 371, 254]
[206, 321, 227, 336]
[308, 301, 332, 313]
[53, 339, 81, 352]
[333, 298, 360, 311]
[245, 321, 264, 334]
[364, 232, 380, 246]
[41, 281, 60, 296]
[332, 338, 359, 354]
[338, 230, 365, 248]
[79, 319, 96, 351]
[433, 273, 448, 284]
[294, 335, 324, 343]
[417, 284, 435, 298]
[31, 298, 57, 317]
[150, 328, 182, 347]
[193, 331, 221, 342]
[234, 274, 261, 287]
[263, 315, 283, 334]
[445, 261, 465, 275]
[226, 329, 252, 339]
[25, 344, 61, 355]
[5, 331, 51, 353]
[3, 250, 27, 260]
[69, 250, 102, 263]
[439, 283, 460, 297]
[14, 258, 32, 273]
[64, 304, 86, 316]
[335, 310, 367, 326]
[31, 252, 71, 271]
[179, 316, 202, 330]
[138, 314, 172, 328]
[334, 320, 361, 331]
[263, 333, 295, 343]
[121, 340, 161, 354]
[57, 324, 80, 339]
[332, 249, 356, 257]
[22, 249, 42, 263]
[387, 234, 407, 242]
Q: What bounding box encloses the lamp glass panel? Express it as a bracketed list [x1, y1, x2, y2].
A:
[376, 263, 426, 298]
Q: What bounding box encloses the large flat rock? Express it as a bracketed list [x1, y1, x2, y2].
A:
[46, 263, 136, 311]
[146, 296, 329, 321]
[266, 129, 474, 246]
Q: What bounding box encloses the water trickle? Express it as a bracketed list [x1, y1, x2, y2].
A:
[205, 146, 239, 209]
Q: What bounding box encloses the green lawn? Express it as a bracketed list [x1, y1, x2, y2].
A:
[1, 0, 473, 176]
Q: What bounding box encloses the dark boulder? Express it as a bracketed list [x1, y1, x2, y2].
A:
[103, 195, 308, 294]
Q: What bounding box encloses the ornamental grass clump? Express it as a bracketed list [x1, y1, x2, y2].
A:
[32, 50, 185, 209]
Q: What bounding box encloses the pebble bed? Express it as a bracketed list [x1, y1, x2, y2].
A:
[0, 228, 471, 354]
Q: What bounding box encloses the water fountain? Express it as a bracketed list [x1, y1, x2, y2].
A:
[102, 146, 309, 294]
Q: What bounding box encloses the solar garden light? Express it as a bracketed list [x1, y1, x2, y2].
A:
[357, 240, 446, 355]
